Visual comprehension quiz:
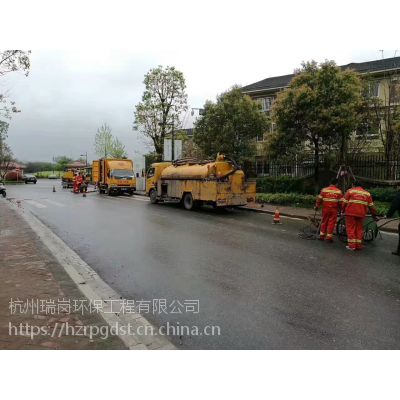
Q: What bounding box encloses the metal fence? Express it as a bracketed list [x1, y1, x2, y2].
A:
[345, 154, 400, 181]
[253, 156, 316, 178]
[253, 154, 400, 181]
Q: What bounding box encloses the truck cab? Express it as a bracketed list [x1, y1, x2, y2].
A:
[146, 162, 172, 201]
[93, 159, 136, 196]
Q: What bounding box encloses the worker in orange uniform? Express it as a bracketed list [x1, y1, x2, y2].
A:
[315, 178, 343, 242]
[73, 172, 83, 194]
[342, 181, 377, 251]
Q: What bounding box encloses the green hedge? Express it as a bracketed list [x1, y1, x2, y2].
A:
[256, 176, 315, 195]
[367, 187, 397, 203]
[256, 192, 390, 216]
[256, 193, 315, 208]
[374, 202, 391, 217]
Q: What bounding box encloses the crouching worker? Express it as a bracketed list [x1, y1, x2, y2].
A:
[315, 178, 343, 242]
[342, 181, 377, 251]
[73, 173, 83, 194]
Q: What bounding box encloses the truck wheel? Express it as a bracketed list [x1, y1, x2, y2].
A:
[183, 192, 194, 210]
[149, 189, 158, 204]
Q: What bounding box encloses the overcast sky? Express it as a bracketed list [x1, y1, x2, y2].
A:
[2, 0, 399, 162]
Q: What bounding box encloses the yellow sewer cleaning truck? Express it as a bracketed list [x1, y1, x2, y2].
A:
[146, 154, 256, 210]
[92, 159, 136, 195]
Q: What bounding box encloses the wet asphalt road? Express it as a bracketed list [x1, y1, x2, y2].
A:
[5, 180, 400, 349]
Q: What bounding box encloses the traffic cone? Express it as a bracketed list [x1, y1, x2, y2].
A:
[52, 186, 56, 192]
[273, 208, 281, 224]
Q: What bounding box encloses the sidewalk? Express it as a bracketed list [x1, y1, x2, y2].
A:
[0, 201, 125, 349]
[242, 202, 399, 233]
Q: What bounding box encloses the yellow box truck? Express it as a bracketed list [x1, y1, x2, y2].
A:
[146, 154, 256, 210]
[92, 159, 136, 196]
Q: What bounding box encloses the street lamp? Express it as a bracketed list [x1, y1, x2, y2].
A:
[80, 152, 88, 167]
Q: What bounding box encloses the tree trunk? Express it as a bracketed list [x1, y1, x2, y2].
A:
[384, 132, 392, 180]
[313, 138, 320, 192]
[154, 140, 163, 161]
[340, 132, 347, 164]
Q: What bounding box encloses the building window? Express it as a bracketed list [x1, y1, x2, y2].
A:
[368, 80, 380, 98]
[256, 133, 265, 142]
[261, 97, 274, 112]
[390, 79, 400, 104]
[255, 96, 275, 112]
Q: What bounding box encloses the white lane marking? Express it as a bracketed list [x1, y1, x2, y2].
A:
[42, 199, 65, 207]
[25, 200, 47, 209]
[132, 196, 149, 202]
[280, 216, 304, 221]
[111, 195, 149, 202]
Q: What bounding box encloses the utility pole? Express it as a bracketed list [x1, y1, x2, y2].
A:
[171, 114, 175, 161]
[80, 152, 88, 166]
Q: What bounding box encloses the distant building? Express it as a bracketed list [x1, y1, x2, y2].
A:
[179, 108, 203, 137]
[0, 162, 26, 181]
[242, 56, 400, 174]
[66, 161, 88, 169]
[178, 108, 204, 158]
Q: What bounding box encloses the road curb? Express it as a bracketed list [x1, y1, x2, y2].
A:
[240, 206, 309, 221]
[240, 205, 398, 233]
[7, 200, 176, 350]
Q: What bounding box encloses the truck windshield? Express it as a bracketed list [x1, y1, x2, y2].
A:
[111, 170, 134, 179]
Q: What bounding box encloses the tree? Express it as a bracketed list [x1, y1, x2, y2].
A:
[0, 50, 31, 119]
[0, 122, 14, 180]
[25, 161, 55, 173]
[271, 61, 363, 182]
[54, 156, 73, 171]
[194, 86, 268, 168]
[95, 123, 114, 158]
[94, 123, 127, 158]
[134, 66, 188, 160]
[111, 137, 127, 158]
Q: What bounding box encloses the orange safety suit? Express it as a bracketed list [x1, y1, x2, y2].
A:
[342, 186, 377, 250]
[73, 175, 83, 193]
[315, 185, 343, 241]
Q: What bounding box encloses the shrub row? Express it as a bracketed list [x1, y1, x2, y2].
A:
[255, 193, 390, 216]
[367, 187, 397, 203]
[256, 176, 315, 195]
[256, 193, 315, 208]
